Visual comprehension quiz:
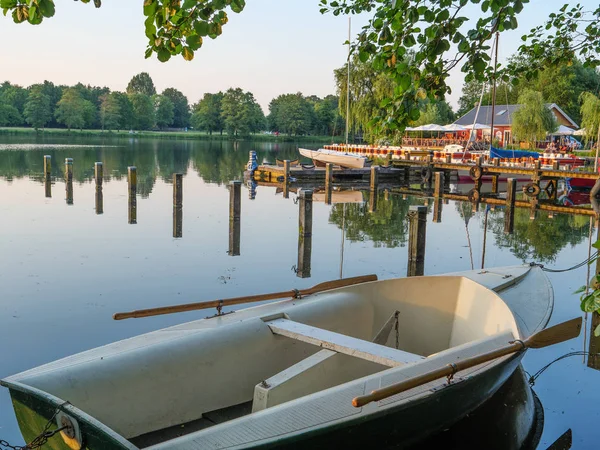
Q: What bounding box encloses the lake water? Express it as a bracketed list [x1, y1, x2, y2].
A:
[0, 135, 598, 448]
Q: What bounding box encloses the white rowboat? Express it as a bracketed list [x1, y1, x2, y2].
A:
[298, 148, 368, 169]
[2, 265, 553, 449]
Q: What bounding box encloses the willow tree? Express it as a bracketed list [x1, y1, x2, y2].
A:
[334, 55, 394, 142]
[511, 89, 557, 149]
[579, 92, 600, 146]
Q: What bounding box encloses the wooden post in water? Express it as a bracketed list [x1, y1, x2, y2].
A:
[228, 180, 241, 256]
[407, 205, 427, 277]
[43, 155, 51, 180]
[434, 171, 444, 198]
[297, 189, 313, 278]
[403, 152, 411, 180]
[173, 174, 183, 238]
[128, 166, 137, 224]
[552, 160, 560, 171]
[44, 155, 52, 198]
[64, 158, 73, 181]
[433, 172, 444, 223]
[325, 163, 333, 205]
[94, 162, 103, 185]
[45, 178, 52, 198]
[504, 178, 516, 234]
[445, 154, 451, 164]
[65, 158, 73, 205]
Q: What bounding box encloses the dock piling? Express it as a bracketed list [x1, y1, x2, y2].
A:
[370, 166, 379, 191]
[228, 180, 241, 255]
[128, 166, 137, 224]
[173, 174, 183, 238]
[43, 155, 51, 180]
[297, 189, 313, 278]
[504, 178, 516, 234]
[45, 178, 52, 198]
[325, 163, 333, 205]
[64, 158, 73, 182]
[94, 162, 103, 186]
[407, 205, 427, 277]
[434, 171, 444, 198]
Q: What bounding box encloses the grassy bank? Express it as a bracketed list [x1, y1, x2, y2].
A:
[0, 127, 343, 143]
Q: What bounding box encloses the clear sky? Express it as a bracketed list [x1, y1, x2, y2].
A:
[0, 0, 597, 112]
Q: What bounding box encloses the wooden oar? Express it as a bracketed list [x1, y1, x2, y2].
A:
[113, 274, 377, 321]
[352, 317, 582, 408]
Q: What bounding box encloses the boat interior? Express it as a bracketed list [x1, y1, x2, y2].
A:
[9, 275, 521, 448]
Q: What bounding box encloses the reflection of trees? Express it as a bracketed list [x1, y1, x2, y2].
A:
[487, 207, 590, 263]
[0, 137, 322, 193]
[328, 192, 421, 248]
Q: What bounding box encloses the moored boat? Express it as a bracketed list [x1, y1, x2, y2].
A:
[298, 148, 368, 169]
[2, 265, 555, 450]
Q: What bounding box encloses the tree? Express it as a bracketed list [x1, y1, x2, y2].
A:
[154, 94, 175, 129]
[23, 86, 51, 130]
[99, 93, 121, 131]
[55, 87, 92, 130]
[162, 88, 190, 128]
[126, 72, 156, 96]
[511, 89, 557, 148]
[191, 92, 224, 134]
[129, 93, 155, 130]
[220, 88, 263, 137]
[113, 92, 135, 130]
[28, 81, 63, 128]
[579, 92, 600, 145]
[268, 93, 314, 135]
[0, 104, 22, 126]
[0, 82, 28, 121]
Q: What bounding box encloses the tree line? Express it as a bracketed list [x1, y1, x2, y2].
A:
[0, 72, 345, 137]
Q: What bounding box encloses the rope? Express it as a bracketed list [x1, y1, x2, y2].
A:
[526, 351, 598, 386]
[534, 251, 598, 273]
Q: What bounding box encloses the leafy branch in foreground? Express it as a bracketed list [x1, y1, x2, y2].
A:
[576, 240, 600, 337]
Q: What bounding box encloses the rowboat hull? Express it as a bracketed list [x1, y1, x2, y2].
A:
[298, 148, 367, 169]
[1, 266, 552, 450]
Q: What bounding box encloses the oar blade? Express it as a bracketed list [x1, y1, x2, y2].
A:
[526, 317, 582, 349]
[308, 274, 377, 294]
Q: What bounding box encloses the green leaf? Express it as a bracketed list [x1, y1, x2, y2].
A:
[230, 0, 245, 14]
[157, 47, 171, 62]
[38, 0, 55, 18]
[595, 324, 600, 337]
[0, 0, 17, 8]
[143, 0, 157, 17]
[182, 46, 194, 61]
[186, 33, 203, 50]
[144, 47, 153, 59]
[194, 20, 209, 36]
[473, 58, 487, 73]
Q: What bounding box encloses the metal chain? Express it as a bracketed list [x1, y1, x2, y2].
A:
[0, 408, 66, 450]
[394, 311, 400, 350]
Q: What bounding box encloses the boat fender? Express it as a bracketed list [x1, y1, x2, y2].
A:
[469, 166, 482, 180]
[468, 188, 480, 203]
[523, 183, 541, 197]
[56, 411, 83, 450]
[421, 167, 432, 183]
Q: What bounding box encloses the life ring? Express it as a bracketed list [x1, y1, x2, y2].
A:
[468, 188, 480, 203]
[421, 167, 433, 183]
[523, 183, 541, 197]
[469, 166, 482, 180]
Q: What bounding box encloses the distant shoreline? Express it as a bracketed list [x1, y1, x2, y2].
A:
[0, 127, 344, 143]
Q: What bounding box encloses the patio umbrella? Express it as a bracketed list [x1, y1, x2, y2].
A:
[552, 125, 575, 136]
[443, 124, 467, 132]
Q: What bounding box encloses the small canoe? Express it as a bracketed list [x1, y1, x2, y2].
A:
[299, 148, 368, 169]
[1, 265, 552, 450]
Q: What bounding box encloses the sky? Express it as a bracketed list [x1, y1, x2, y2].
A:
[1, 0, 598, 112]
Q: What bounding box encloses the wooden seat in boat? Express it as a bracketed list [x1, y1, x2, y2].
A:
[252, 314, 425, 412]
